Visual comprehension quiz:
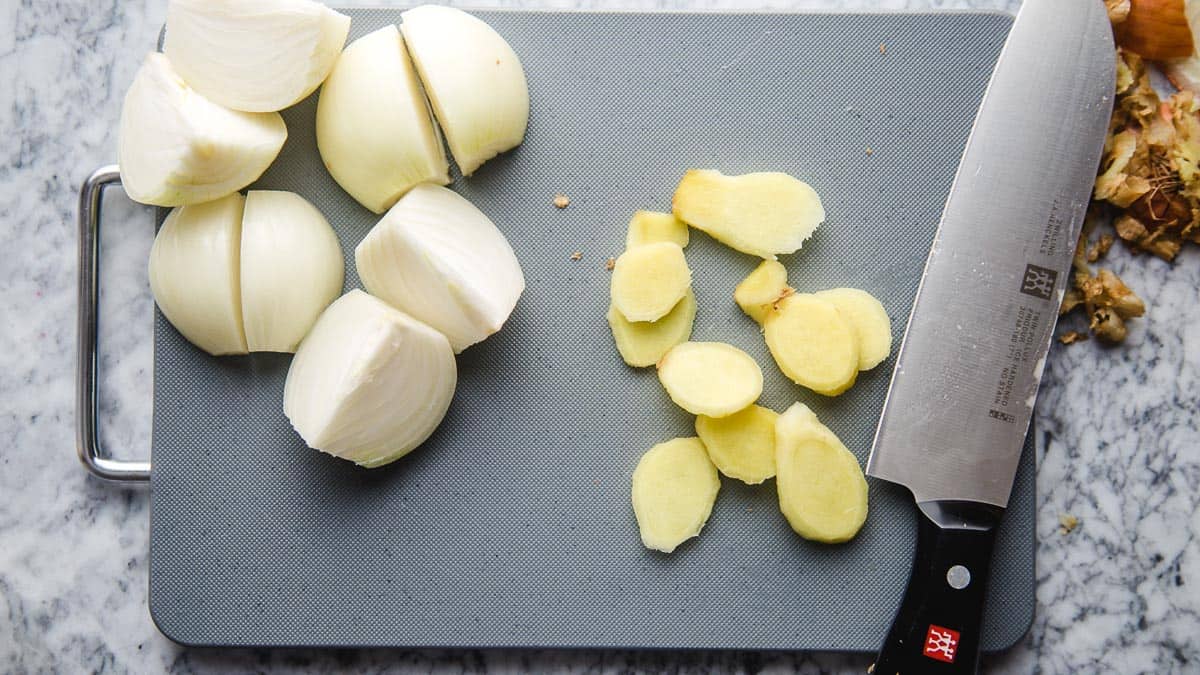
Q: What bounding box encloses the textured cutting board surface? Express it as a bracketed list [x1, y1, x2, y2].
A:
[148, 9, 1033, 651]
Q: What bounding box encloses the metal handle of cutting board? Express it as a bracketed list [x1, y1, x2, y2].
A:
[76, 165, 152, 482]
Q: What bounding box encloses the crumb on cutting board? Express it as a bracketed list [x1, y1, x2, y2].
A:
[570, 250, 582, 261]
[554, 193, 570, 209]
[879, 43, 886, 55]
[605, 257, 615, 271]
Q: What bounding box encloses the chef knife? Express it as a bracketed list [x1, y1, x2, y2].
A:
[867, 0, 1114, 672]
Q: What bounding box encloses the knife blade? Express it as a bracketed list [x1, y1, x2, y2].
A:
[867, 1, 1114, 672]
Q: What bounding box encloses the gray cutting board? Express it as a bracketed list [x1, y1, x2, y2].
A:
[148, 9, 1034, 651]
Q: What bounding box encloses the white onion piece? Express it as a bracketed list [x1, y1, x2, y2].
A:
[148, 193, 248, 355]
[316, 25, 449, 214]
[355, 184, 525, 353]
[400, 5, 529, 176]
[240, 191, 344, 353]
[283, 290, 456, 467]
[118, 53, 287, 207]
[164, 0, 351, 113]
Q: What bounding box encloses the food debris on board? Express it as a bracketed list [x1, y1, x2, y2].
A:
[1061, 212, 1147, 344]
[1059, 330, 1089, 345]
[570, 250, 582, 261]
[1086, 233, 1115, 262]
[1058, 513, 1080, 535]
[1061, 0, 1200, 344]
[554, 193, 570, 208]
[1092, 50, 1200, 262]
[1105, 0, 1130, 26]
[1110, 0, 1193, 61]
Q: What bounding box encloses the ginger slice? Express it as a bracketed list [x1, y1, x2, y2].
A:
[610, 241, 691, 322]
[774, 403, 868, 544]
[695, 404, 778, 485]
[672, 169, 824, 259]
[763, 294, 859, 396]
[815, 288, 892, 371]
[734, 260, 790, 324]
[626, 210, 689, 249]
[657, 341, 763, 417]
[631, 437, 720, 553]
[607, 290, 696, 368]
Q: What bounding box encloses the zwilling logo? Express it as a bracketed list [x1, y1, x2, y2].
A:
[923, 624, 961, 663]
[1019, 264, 1057, 301]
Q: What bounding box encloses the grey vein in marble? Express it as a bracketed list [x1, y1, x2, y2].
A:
[2, 0, 1197, 673]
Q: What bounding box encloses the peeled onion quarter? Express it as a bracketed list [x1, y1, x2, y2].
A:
[118, 53, 287, 207]
[240, 191, 345, 353]
[400, 5, 529, 176]
[283, 290, 457, 468]
[356, 184, 525, 353]
[164, 0, 351, 113]
[148, 193, 248, 356]
[316, 25, 450, 214]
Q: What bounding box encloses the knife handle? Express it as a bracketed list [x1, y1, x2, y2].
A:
[871, 501, 1002, 675]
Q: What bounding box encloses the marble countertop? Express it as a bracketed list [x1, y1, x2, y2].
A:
[2, 0, 1198, 672]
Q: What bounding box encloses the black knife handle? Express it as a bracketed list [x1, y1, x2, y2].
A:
[871, 500, 1003, 675]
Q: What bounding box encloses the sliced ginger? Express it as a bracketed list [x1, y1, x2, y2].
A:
[657, 341, 763, 417]
[763, 293, 859, 396]
[672, 169, 825, 259]
[610, 241, 691, 322]
[734, 260, 790, 324]
[607, 290, 696, 367]
[631, 437, 721, 553]
[774, 403, 868, 543]
[815, 288, 892, 371]
[695, 404, 778, 484]
[627, 210, 689, 249]
[734, 264, 873, 396]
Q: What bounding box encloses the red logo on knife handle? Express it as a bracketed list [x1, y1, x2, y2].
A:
[923, 624, 960, 663]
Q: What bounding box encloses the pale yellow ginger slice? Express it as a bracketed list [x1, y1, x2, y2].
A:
[631, 437, 721, 553]
[734, 260, 791, 324]
[695, 404, 778, 484]
[763, 293, 859, 396]
[815, 288, 892, 371]
[626, 210, 689, 249]
[610, 241, 691, 322]
[657, 341, 763, 417]
[672, 169, 825, 259]
[607, 290, 696, 368]
[775, 403, 868, 543]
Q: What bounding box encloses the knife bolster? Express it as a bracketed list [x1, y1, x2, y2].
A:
[871, 500, 1003, 674]
[918, 500, 1003, 531]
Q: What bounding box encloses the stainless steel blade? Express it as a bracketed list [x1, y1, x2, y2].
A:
[866, 0, 1114, 507]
